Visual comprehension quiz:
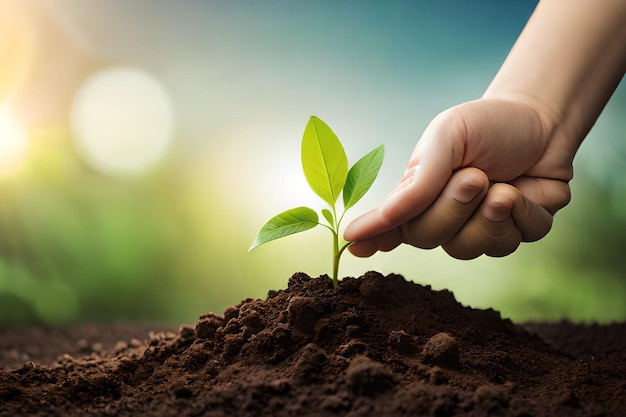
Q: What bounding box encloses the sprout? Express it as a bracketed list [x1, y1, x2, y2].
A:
[250, 116, 384, 287]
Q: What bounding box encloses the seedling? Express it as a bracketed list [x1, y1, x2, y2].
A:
[249, 116, 384, 287]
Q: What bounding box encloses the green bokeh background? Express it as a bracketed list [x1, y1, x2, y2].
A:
[1, 0, 624, 325]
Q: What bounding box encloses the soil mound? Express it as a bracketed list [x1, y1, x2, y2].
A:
[1, 271, 625, 416]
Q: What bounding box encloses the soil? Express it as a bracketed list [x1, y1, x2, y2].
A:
[1, 271, 625, 416]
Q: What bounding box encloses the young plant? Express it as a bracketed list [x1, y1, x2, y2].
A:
[249, 115, 384, 287]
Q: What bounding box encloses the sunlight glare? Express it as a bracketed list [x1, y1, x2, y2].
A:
[70, 67, 174, 176]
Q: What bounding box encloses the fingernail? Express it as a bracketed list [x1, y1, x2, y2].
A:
[451, 179, 483, 203]
[392, 166, 417, 194]
[484, 205, 510, 222]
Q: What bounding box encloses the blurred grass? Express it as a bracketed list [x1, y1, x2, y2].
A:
[0, 1, 625, 325]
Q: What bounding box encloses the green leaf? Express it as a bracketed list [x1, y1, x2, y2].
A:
[301, 116, 348, 206]
[249, 207, 319, 251]
[321, 209, 334, 227]
[343, 145, 385, 210]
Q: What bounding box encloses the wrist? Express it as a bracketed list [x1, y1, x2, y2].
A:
[483, 0, 626, 154]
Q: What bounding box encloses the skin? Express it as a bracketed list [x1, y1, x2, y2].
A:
[344, 0, 626, 260]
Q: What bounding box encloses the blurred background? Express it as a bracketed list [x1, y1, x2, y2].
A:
[0, 0, 624, 325]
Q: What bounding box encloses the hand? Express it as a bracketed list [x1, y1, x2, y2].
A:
[344, 98, 573, 259]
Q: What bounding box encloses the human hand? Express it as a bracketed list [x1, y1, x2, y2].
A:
[344, 98, 573, 259]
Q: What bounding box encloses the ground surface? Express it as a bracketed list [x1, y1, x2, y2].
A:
[1, 271, 625, 416]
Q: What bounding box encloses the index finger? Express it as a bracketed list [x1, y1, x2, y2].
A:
[344, 113, 464, 242]
[343, 164, 447, 241]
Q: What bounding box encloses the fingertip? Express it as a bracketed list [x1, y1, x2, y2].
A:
[344, 207, 394, 242]
[347, 240, 378, 258]
[343, 213, 368, 242]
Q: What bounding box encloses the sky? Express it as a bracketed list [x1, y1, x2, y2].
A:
[39, 1, 535, 132]
[33, 0, 545, 208]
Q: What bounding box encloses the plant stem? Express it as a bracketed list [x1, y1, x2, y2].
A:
[330, 205, 340, 287]
[332, 229, 339, 287]
[330, 207, 352, 287]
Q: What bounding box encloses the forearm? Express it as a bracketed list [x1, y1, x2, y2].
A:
[483, 0, 626, 145]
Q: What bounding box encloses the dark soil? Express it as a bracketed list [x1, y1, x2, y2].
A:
[1, 271, 625, 416]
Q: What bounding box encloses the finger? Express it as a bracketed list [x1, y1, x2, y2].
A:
[347, 238, 380, 257]
[509, 186, 555, 243]
[344, 111, 467, 242]
[348, 228, 404, 258]
[345, 99, 548, 244]
[344, 162, 451, 243]
[509, 176, 571, 215]
[442, 184, 523, 259]
[350, 167, 489, 257]
[401, 167, 489, 249]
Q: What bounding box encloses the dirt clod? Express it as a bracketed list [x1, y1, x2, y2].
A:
[422, 332, 460, 368]
[345, 355, 396, 397]
[1, 271, 625, 416]
[389, 329, 418, 355]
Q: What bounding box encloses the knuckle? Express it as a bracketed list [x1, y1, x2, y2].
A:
[488, 182, 519, 201]
[461, 167, 490, 185]
[449, 168, 489, 206]
[433, 107, 469, 138]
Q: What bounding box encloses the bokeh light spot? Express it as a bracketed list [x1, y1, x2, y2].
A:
[70, 67, 174, 176]
[0, 105, 28, 174]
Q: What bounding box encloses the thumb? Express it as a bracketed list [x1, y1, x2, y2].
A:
[344, 110, 466, 242]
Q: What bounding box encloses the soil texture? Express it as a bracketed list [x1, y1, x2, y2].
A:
[1, 271, 625, 416]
